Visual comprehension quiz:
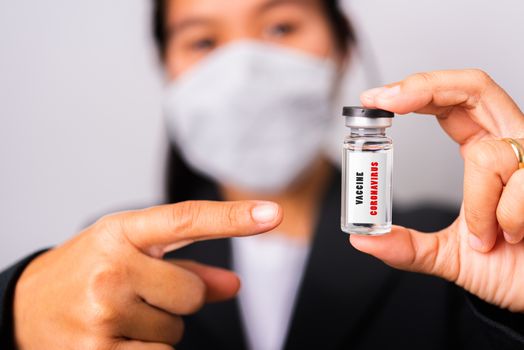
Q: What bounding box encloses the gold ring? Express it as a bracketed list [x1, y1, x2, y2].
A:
[502, 138, 524, 169]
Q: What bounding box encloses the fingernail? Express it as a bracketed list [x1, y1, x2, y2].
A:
[361, 87, 386, 103]
[468, 233, 484, 251]
[251, 203, 279, 224]
[376, 85, 401, 100]
[503, 231, 517, 244]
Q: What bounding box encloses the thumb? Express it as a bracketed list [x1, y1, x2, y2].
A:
[349, 225, 460, 282]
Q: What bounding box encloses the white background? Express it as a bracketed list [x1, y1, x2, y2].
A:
[1, 0, 523, 269]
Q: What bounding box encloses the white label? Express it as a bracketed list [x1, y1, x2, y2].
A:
[346, 152, 388, 224]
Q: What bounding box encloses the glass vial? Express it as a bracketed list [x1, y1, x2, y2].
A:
[341, 107, 394, 235]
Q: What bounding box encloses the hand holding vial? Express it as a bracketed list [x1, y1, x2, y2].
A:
[349, 69, 524, 313]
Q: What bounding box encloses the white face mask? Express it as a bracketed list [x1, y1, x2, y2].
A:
[164, 41, 337, 194]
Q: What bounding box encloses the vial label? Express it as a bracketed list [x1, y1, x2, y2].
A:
[346, 152, 388, 224]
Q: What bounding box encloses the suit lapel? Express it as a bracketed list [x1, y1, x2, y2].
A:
[284, 170, 397, 349]
[168, 238, 248, 349]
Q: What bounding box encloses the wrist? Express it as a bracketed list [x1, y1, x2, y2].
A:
[0, 250, 49, 349]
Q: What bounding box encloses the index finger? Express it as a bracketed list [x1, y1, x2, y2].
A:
[360, 69, 524, 143]
[106, 200, 282, 256]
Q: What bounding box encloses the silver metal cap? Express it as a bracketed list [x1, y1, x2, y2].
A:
[342, 106, 394, 129]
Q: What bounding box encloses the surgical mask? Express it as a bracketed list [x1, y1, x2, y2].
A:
[164, 41, 337, 193]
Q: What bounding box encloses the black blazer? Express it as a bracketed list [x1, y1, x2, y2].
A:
[168, 170, 524, 349]
[1, 169, 524, 349]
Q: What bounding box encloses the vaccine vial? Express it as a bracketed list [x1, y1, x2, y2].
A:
[341, 107, 394, 235]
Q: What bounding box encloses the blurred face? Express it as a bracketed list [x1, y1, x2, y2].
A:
[164, 0, 341, 79]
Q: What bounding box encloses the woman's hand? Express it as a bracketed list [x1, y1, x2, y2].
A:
[13, 200, 282, 349]
[350, 69, 524, 312]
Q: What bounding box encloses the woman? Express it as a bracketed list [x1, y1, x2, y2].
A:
[2, 0, 524, 349]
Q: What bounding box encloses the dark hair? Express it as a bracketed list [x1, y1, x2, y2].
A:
[152, 0, 355, 202]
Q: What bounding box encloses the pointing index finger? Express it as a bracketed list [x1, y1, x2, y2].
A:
[111, 201, 282, 257]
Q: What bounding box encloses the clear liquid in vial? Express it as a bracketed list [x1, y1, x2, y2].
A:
[341, 133, 393, 235]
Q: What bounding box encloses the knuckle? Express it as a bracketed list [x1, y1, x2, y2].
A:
[406, 71, 436, 87]
[170, 201, 201, 234]
[431, 233, 459, 281]
[86, 299, 121, 327]
[466, 140, 498, 169]
[467, 68, 493, 86]
[463, 69, 494, 107]
[463, 207, 493, 239]
[94, 214, 123, 235]
[415, 71, 436, 84]
[89, 263, 127, 292]
[85, 264, 127, 325]
[226, 203, 242, 227]
[464, 206, 485, 231]
[181, 274, 206, 314]
[496, 203, 516, 232]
